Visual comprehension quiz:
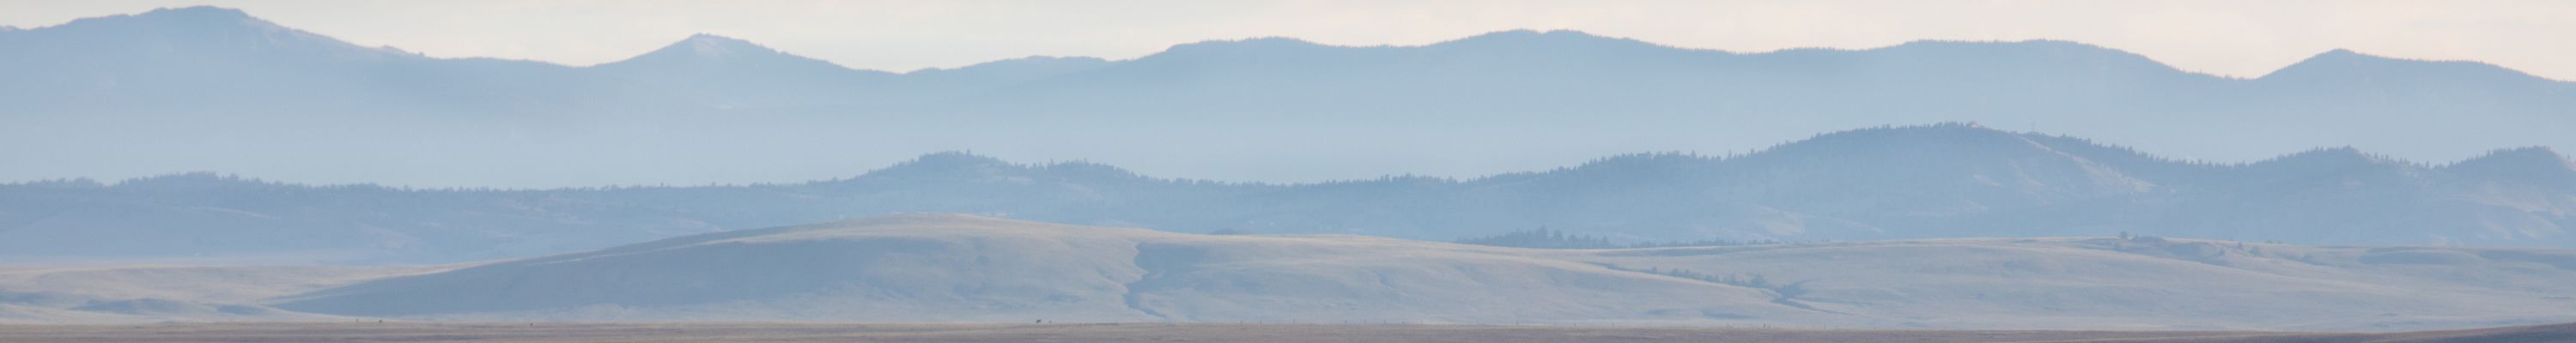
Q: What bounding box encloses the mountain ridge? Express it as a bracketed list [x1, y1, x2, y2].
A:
[21, 123, 2569, 190]
[9, 6, 2576, 188]
[15, 7, 2545, 81]
[20, 6, 2545, 82]
[6, 123, 2574, 264]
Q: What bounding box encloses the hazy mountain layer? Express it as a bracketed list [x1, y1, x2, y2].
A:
[264, 214, 2576, 330]
[3, 7, 2572, 187]
[7, 123, 2575, 263]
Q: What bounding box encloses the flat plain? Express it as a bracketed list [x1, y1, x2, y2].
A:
[4, 322, 2573, 343]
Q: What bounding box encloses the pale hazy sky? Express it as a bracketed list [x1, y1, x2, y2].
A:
[3, 0, 2571, 80]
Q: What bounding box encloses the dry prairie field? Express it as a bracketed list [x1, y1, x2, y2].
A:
[2, 322, 2571, 343]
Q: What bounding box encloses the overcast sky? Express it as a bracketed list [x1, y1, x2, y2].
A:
[3, 0, 2570, 80]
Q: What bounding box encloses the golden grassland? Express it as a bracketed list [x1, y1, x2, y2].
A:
[2, 322, 2569, 343]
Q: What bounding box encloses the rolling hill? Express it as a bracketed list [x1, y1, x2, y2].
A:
[5, 322, 2573, 343]
[0, 264, 451, 322]
[249, 214, 2576, 330]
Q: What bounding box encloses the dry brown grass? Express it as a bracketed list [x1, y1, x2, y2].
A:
[0, 322, 2454, 343]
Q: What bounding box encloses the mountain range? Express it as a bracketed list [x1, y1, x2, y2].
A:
[5, 123, 2572, 264]
[3, 6, 2573, 187]
[9, 5, 2576, 334]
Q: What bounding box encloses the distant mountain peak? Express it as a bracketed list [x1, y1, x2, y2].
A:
[2241, 147, 2423, 177]
[1431, 29, 1669, 51]
[106, 6, 289, 33]
[1784, 123, 2023, 144]
[904, 151, 1015, 166]
[2279, 49, 2383, 68]
[1156, 36, 1330, 55]
[2281, 146, 2382, 161]
[594, 33, 872, 78]
[854, 152, 1026, 178]
[2446, 147, 2576, 187]
[640, 33, 787, 63]
[2478, 147, 2576, 170]
[1745, 123, 2133, 169]
[846, 152, 1151, 184]
[107, 172, 270, 190]
[15, 6, 403, 62]
[2260, 48, 2549, 82]
[1750, 123, 2097, 165]
[138, 5, 256, 20]
[2476, 146, 2567, 158]
[681, 33, 756, 47]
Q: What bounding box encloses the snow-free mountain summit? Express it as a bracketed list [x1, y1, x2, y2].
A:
[3, 6, 2572, 187]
